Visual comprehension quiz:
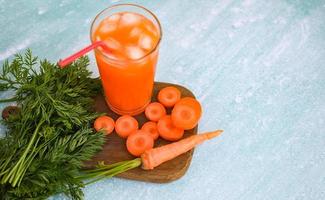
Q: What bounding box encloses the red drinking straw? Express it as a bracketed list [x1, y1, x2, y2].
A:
[58, 41, 109, 68]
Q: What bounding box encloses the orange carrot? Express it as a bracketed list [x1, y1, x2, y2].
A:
[115, 115, 139, 138]
[127, 130, 154, 157]
[157, 86, 181, 107]
[171, 97, 202, 130]
[141, 130, 223, 170]
[94, 116, 115, 135]
[145, 102, 166, 122]
[157, 115, 184, 141]
[141, 121, 159, 140]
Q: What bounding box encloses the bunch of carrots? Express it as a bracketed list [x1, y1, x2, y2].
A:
[92, 86, 223, 170]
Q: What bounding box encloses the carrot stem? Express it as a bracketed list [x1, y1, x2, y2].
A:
[0, 97, 18, 103]
[78, 158, 141, 184]
[84, 160, 132, 173]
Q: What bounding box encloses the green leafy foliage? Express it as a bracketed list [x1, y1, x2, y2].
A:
[0, 50, 105, 199]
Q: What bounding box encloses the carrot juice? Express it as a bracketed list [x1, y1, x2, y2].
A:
[90, 5, 162, 115]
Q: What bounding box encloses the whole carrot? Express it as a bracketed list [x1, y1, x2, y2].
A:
[80, 130, 223, 183]
[141, 130, 223, 170]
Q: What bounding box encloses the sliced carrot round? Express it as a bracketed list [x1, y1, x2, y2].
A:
[171, 97, 202, 130]
[157, 86, 181, 108]
[115, 115, 139, 138]
[94, 116, 115, 135]
[145, 102, 166, 122]
[157, 115, 184, 141]
[141, 121, 159, 140]
[126, 130, 154, 157]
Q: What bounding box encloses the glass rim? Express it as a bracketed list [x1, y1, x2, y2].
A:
[90, 3, 162, 63]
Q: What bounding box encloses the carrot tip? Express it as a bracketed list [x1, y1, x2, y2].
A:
[204, 130, 223, 140]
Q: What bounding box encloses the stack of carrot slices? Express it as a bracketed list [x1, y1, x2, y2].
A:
[93, 86, 202, 157]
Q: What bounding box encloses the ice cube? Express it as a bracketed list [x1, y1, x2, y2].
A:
[126, 46, 145, 59]
[138, 34, 153, 50]
[108, 13, 121, 22]
[99, 23, 117, 34]
[129, 27, 142, 38]
[103, 38, 121, 50]
[145, 24, 158, 37]
[99, 14, 120, 34]
[120, 13, 141, 26]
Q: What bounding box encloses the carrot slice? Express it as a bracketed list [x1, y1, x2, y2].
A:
[126, 130, 154, 157]
[157, 86, 181, 108]
[94, 116, 115, 135]
[115, 115, 139, 138]
[141, 121, 159, 140]
[141, 130, 223, 170]
[144, 102, 166, 122]
[171, 97, 202, 130]
[157, 115, 184, 141]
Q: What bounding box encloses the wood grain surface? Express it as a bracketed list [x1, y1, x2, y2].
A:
[83, 82, 198, 183]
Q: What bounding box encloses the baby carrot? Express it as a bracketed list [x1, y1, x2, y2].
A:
[141, 130, 223, 170]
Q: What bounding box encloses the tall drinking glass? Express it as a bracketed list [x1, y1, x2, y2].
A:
[90, 4, 162, 115]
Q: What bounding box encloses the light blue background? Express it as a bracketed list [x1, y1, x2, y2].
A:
[1, 0, 325, 199]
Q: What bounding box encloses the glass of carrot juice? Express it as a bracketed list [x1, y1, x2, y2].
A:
[90, 4, 162, 116]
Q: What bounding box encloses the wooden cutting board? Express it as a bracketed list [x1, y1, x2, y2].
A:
[83, 82, 198, 183]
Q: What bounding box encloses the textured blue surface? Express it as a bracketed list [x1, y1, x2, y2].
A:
[1, 0, 325, 199]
